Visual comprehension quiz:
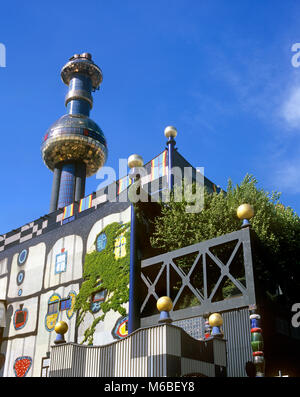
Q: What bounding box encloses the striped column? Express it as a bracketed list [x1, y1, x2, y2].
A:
[249, 306, 265, 377]
[204, 315, 212, 339]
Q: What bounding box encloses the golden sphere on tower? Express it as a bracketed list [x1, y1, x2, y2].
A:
[128, 154, 144, 169]
[237, 204, 255, 220]
[157, 296, 173, 312]
[54, 321, 68, 335]
[208, 313, 223, 327]
[164, 126, 177, 138]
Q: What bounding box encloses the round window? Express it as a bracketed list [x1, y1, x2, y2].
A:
[18, 249, 28, 266]
[17, 270, 25, 285]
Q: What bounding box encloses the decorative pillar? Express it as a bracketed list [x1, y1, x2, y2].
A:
[208, 312, 223, 338]
[249, 305, 265, 377]
[237, 203, 255, 228]
[164, 126, 177, 192]
[54, 321, 68, 345]
[157, 296, 173, 324]
[127, 154, 144, 334]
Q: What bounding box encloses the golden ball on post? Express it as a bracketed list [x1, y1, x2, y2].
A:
[127, 154, 144, 169]
[54, 321, 68, 335]
[164, 126, 177, 138]
[157, 296, 173, 312]
[237, 204, 255, 220]
[208, 313, 223, 327]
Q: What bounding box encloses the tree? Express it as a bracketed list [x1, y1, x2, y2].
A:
[150, 175, 300, 304]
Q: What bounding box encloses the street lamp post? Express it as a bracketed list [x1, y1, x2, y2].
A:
[127, 154, 144, 334]
[164, 126, 177, 192]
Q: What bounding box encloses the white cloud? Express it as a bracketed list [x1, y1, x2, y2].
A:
[273, 157, 300, 194]
[281, 85, 300, 129]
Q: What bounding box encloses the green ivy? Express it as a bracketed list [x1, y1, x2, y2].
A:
[74, 222, 130, 344]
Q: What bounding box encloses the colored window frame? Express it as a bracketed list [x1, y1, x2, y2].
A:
[96, 233, 107, 252]
[47, 301, 59, 315]
[60, 298, 71, 311]
[55, 251, 67, 274]
[114, 235, 126, 259]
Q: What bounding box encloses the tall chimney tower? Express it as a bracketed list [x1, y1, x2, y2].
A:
[41, 53, 107, 212]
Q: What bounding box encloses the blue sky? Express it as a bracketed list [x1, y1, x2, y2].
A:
[0, 0, 300, 235]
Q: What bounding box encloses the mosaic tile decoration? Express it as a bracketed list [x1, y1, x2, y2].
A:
[13, 356, 32, 377]
[173, 316, 205, 340]
[79, 194, 92, 213]
[13, 308, 28, 330]
[0, 219, 48, 252]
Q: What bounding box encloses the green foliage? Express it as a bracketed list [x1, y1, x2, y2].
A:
[151, 175, 300, 302]
[74, 222, 130, 344]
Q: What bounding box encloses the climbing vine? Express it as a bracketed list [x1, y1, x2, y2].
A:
[74, 222, 130, 344]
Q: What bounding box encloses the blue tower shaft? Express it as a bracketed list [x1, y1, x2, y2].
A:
[57, 163, 76, 209]
[51, 162, 87, 210]
[66, 74, 93, 116]
[54, 74, 92, 209]
[45, 53, 105, 213]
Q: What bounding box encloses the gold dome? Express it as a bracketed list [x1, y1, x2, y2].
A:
[237, 204, 255, 220]
[128, 154, 144, 169]
[208, 313, 223, 327]
[157, 296, 173, 312]
[54, 321, 68, 335]
[164, 126, 177, 138]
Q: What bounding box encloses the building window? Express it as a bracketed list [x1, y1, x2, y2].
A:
[45, 294, 61, 332]
[60, 298, 72, 311]
[55, 249, 67, 274]
[96, 233, 107, 252]
[90, 288, 107, 313]
[114, 235, 126, 259]
[47, 301, 59, 315]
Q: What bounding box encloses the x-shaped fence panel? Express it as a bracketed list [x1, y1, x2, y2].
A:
[140, 227, 256, 325]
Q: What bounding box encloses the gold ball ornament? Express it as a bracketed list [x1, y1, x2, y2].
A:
[127, 154, 144, 169]
[237, 204, 255, 220]
[208, 313, 223, 327]
[164, 126, 177, 138]
[54, 321, 68, 335]
[156, 296, 173, 312]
